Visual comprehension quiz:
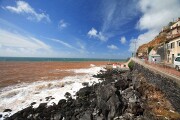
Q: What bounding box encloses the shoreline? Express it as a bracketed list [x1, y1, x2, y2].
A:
[0, 61, 127, 119]
[0, 65, 106, 119]
[0, 61, 117, 88]
[4, 68, 180, 120]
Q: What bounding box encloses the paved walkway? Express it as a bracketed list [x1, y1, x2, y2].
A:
[131, 57, 180, 86]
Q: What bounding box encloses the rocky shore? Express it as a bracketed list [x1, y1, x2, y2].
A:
[3, 68, 180, 120]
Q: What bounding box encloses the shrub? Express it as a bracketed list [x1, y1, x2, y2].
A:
[128, 61, 134, 71]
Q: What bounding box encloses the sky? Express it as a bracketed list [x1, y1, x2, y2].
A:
[0, 0, 180, 59]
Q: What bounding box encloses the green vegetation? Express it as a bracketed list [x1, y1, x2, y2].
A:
[128, 61, 134, 71]
[168, 22, 174, 26]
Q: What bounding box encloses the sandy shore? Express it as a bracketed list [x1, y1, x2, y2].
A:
[0, 61, 112, 88]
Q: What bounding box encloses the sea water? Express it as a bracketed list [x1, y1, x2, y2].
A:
[0, 57, 125, 62]
[0, 65, 105, 119]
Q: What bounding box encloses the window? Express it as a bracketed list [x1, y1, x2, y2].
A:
[167, 44, 170, 49]
[171, 42, 175, 48]
[175, 57, 180, 62]
[178, 53, 180, 56]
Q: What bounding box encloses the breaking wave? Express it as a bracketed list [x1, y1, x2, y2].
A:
[0, 66, 105, 119]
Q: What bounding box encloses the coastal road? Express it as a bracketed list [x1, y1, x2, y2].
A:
[131, 57, 180, 86]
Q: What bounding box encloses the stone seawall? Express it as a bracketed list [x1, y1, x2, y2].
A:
[133, 62, 180, 112]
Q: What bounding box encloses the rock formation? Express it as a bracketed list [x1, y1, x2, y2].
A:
[3, 69, 180, 120]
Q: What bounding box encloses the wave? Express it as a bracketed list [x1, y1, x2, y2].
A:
[0, 66, 105, 119]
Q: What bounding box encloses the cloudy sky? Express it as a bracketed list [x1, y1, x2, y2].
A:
[0, 0, 180, 59]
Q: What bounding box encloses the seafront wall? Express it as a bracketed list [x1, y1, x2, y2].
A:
[133, 62, 180, 112]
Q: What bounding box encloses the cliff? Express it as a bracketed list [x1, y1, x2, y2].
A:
[137, 35, 166, 56]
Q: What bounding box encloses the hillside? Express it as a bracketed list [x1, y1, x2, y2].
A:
[137, 35, 167, 56]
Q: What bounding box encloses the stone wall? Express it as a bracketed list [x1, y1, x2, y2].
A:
[133, 63, 180, 112]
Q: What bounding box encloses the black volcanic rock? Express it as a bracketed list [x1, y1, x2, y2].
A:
[3, 109, 12, 112]
[7, 68, 176, 120]
[30, 102, 36, 106]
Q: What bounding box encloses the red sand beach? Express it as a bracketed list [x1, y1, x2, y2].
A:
[0, 61, 111, 88]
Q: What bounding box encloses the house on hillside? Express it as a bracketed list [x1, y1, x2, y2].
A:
[166, 18, 180, 40]
[166, 35, 180, 63]
[170, 18, 180, 35]
[159, 26, 170, 37]
[137, 18, 180, 64]
[148, 48, 161, 63]
[157, 18, 180, 63]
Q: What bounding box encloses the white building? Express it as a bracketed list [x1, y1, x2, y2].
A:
[167, 36, 180, 63]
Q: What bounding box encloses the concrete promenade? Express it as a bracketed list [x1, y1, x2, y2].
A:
[131, 57, 180, 86]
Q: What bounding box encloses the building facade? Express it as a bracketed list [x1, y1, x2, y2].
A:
[170, 18, 180, 35]
[167, 36, 180, 63]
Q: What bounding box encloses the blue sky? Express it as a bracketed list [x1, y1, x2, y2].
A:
[0, 0, 180, 59]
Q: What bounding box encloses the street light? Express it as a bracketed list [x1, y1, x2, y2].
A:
[132, 39, 138, 58]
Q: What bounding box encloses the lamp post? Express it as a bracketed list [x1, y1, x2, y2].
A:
[132, 40, 138, 58]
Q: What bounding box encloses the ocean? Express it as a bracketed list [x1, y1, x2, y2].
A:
[0, 56, 126, 119]
[0, 57, 126, 62]
[0, 65, 105, 119]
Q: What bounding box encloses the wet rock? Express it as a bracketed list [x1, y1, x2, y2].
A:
[0, 114, 2, 118]
[79, 110, 92, 120]
[3, 109, 12, 112]
[45, 96, 52, 101]
[35, 103, 47, 113]
[58, 99, 66, 106]
[82, 82, 89, 87]
[9, 69, 176, 120]
[51, 112, 63, 120]
[76, 86, 92, 100]
[51, 97, 55, 100]
[115, 79, 129, 90]
[30, 102, 36, 106]
[64, 92, 72, 99]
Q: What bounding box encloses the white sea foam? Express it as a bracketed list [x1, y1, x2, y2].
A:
[0, 66, 105, 120]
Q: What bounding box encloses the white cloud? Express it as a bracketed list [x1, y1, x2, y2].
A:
[100, 0, 138, 39]
[0, 28, 88, 58]
[77, 41, 85, 50]
[129, 0, 180, 52]
[49, 38, 74, 49]
[0, 28, 55, 57]
[120, 36, 126, 44]
[87, 0, 138, 42]
[76, 40, 89, 54]
[107, 44, 118, 50]
[88, 28, 97, 37]
[47, 37, 87, 54]
[4, 1, 50, 22]
[0, 29, 50, 50]
[137, 0, 180, 31]
[0, 18, 91, 58]
[87, 28, 107, 41]
[58, 20, 69, 30]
